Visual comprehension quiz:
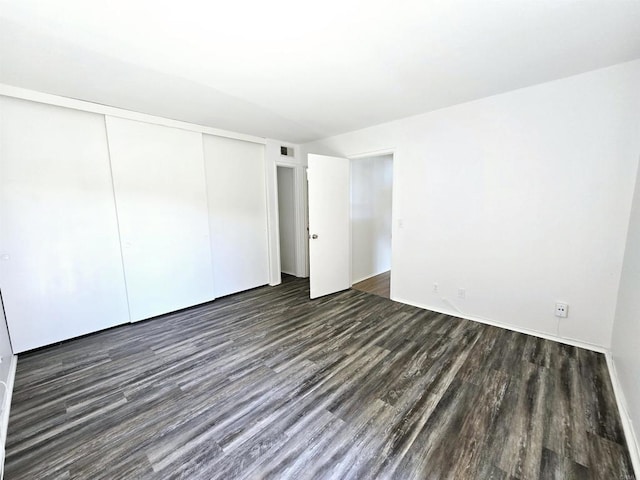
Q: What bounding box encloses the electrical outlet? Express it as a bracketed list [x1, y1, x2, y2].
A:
[433, 283, 438, 293]
[555, 303, 568, 318]
[458, 288, 466, 299]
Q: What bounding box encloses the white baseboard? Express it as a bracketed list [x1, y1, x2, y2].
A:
[391, 296, 607, 353]
[1, 354, 17, 480]
[606, 352, 640, 478]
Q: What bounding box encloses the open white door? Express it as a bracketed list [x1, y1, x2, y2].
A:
[308, 154, 350, 299]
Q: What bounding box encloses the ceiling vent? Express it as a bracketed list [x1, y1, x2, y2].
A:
[280, 146, 294, 157]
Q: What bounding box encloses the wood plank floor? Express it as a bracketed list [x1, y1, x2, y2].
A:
[352, 271, 390, 298]
[5, 276, 635, 479]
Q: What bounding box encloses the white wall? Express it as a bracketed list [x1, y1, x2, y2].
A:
[265, 139, 282, 286]
[351, 154, 393, 283]
[611, 159, 640, 470]
[303, 60, 640, 348]
[277, 167, 296, 275]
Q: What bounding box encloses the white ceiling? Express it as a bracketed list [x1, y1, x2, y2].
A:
[1, 0, 640, 143]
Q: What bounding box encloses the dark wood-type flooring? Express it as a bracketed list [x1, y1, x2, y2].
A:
[352, 271, 390, 299]
[5, 276, 635, 479]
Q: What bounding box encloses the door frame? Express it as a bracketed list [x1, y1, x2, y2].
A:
[275, 159, 307, 278]
[347, 148, 396, 295]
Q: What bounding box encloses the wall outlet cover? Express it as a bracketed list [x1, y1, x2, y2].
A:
[555, 302, 569, 318]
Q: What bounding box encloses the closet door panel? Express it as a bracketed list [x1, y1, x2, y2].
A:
[106, 117, 214, 321]
[0, 98, 129, 353]
[203, 135, 269, 297]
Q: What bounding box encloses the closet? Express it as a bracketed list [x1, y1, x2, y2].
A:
[106, 117, 215, 321]
[0, 98, 130, 352]
[203, 134, 269, 297]
[0, 97, 271, 353]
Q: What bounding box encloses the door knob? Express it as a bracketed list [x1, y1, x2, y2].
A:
[310, 234, 318, 239]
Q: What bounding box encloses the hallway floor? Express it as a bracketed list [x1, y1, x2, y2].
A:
[352, 271, 391, 298]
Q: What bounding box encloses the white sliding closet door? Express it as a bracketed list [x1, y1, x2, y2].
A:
[0, 98, 130, 353]
[203, 135, 269, 297]
[106, 117, 214, 322]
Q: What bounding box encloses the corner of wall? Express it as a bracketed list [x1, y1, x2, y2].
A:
[605, 352, 640, 477]
[264, 139, 283, 286]
[607, 152, 640, 479]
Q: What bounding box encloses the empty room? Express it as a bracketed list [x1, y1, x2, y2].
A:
[0, 1, 640, 479]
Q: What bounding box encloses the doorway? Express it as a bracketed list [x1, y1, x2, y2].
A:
[350, 154, 393, 298]
[277, 165, 297, 277]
